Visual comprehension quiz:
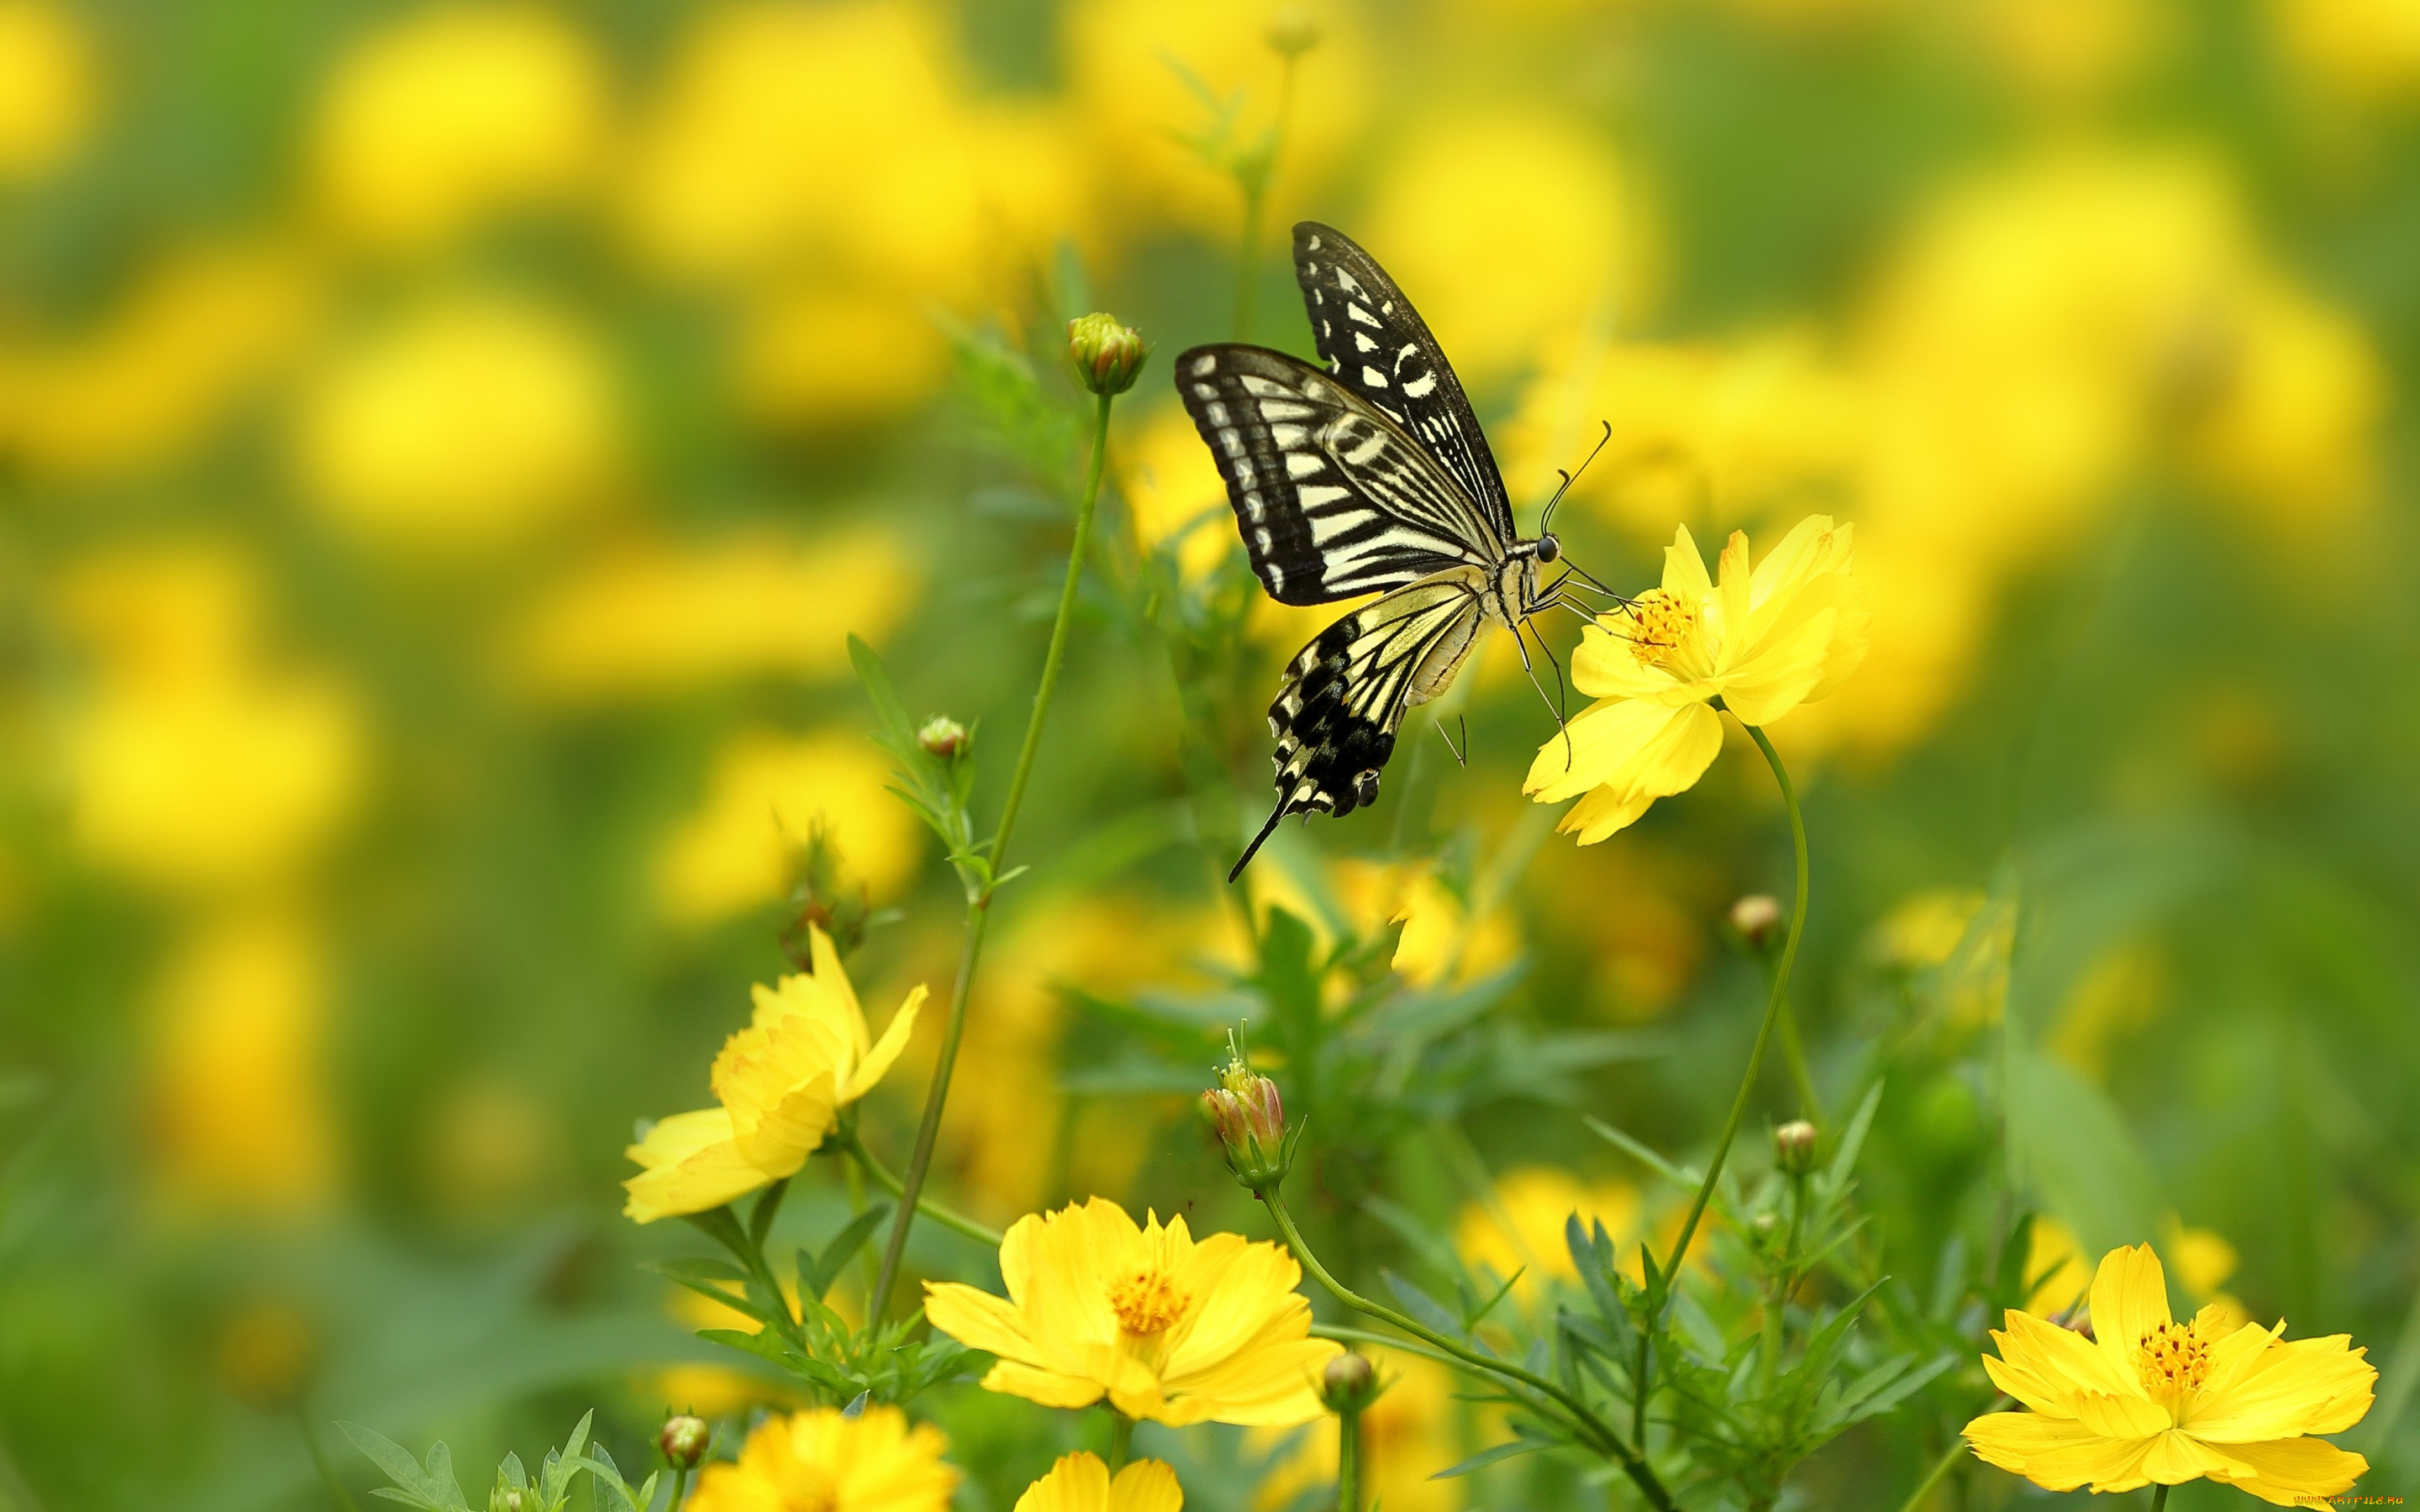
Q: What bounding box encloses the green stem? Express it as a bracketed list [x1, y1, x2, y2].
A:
[867, 390, 1115, 1320]
[1106, 1412, 1134, 1473]
[1233, 52, 1301, 339]
[1308, 1323, 1468, 1373]
[833, 1124, 1005, 1247]
[1891, 1436, 1963, 1512]
[2149, 1484, 2170, 1511]
[1262, 1192, 1676, 1512]
[1777, 998, 1821, 1121]
[667, 1467, 691, 1512]
[1655, 722, 1809, 1296]
[1336, 1402, 1363, 1512]
[293, 1407, 361, 1512]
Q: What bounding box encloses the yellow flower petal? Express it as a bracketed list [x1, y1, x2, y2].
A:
[1527, 700, 1723, 842]
[1994, 1308, 2139, 1404]
[2090, 1242, 2175, 1388]
[2208, 1436, 2370, 1506]
[843, 981, 925, 1103]
[1109, 1459, 1184, 1512]
[2187, 1335, 2377, 1442]
[621, 1108, 774, 1223]
[709, 1012, 841, 1171]
[1963, 1409, 2135, 1489]
[2074, 1389, 2172, 1439]
[1661, 523, 1713, 601]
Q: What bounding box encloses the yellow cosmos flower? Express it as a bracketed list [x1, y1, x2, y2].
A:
[1964, 1243, 2374, 1504]
[622, 926, 923, 1223]
[685, 1405, 956, 1512]
[923, 1197, 1340, 1426]
[1013, 1452, 1181, 1512]
[1527, 515, 1867, 843]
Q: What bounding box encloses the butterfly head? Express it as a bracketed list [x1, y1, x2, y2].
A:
[1535, 533, 1561, 564]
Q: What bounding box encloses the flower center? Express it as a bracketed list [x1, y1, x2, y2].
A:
[2135, 1318, 2212, 1397]
[1107, 1268, 1189, 1336]
[1623, 590, 1697, 666]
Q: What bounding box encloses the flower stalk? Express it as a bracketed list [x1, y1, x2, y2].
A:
[868, 347, 1129, 1320]
[1258, 1188, 1678, 1512]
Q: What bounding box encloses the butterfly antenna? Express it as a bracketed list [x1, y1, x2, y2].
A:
[1540, 419, 1613, 536]
[1437, 714, 1469, 768]
[1229, 797, 1288, 883]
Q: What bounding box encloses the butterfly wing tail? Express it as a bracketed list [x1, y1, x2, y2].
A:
[1228, 797, 1292, 884]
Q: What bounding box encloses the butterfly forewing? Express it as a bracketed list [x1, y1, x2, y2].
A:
[1293, 222, 1516, 549]
[1229, 569, 1489, 880]
[1176, 344, 1500, 605]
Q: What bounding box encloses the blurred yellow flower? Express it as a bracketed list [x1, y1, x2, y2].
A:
[0, 2, 94, 181]
[1528, 517, 1867, 843]
[654, 727, 921, 927]
[311, 5, 608, 250]
[1966, 0, 2165, 103]
[217, 1301, 318, 1411]
[1364, 108, 1649, 387]
[2049, 942, 2168, 1080]
[1965, 1243, 2373, 1502]
[56, 546, 365, 892]
[145, 910, 339, 1214]
[292, 292, 617, 550]
[422, 1074, 566, 1219]
[0, 240, 319, 481]
[2027, 1217, 2244, 1326]
[685, 1406, 957, 1512]
[509, 528, 918, 702]
[1506, 331, 1865, 540]
[923, 1196, 1341, 1425]
[1871, 888, 1988, 971]
[1013, 1453, 1181, 1512]
[624, 926, 923, 1223]
[2181, 275, 2384, 532]
[1457, 1167, 1641, 1299]
[1122, 404, 1239, 583]
[1062, 0, 1370, 239]
[2272, 0, 2420, 101]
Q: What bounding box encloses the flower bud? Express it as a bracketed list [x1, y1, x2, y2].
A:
[1201, 1051, 1294, 1193]
[917, 715, 969, 759]
[659, 1413, 710, 1470]
[1318, 1351, 1381, 1414]
[1265, 7, 1323, 55]
[1729, 893, 1782, 951]
[1068, 312, 1147, 396]
[218, 1302, 317, 1413]
[490, 1488, 525, 1512]
[1774, 1119, 1818, 1176]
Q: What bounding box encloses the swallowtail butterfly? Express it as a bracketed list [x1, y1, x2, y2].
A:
[1178, 223, 1603, 881]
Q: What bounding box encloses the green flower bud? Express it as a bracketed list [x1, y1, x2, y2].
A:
[1068, 312, 1147, 396]
[917, 715, 970, 759]
[1266, 8, 1323, 56]
[1729, 893, 1782, 951]
[658, 1413, 710, 1470]
[1202, 1048, 1296, 1194]
[1775, 1119, 1818, 1176]
[1318, 1351, 1382, 1414]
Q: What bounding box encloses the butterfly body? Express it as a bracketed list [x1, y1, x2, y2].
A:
[1177, 223, 1581, 880]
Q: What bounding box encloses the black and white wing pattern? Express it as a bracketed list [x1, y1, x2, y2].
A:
[1176, 344, 1503, 605]
[1229, 569, 1490, 880]
[1293, 222, 1515, 547]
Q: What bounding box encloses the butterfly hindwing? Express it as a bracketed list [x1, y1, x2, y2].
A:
[1293, 221, 1515, 548]
[1176, 344, 1498, 606]
[1229, 569, 1489, 879]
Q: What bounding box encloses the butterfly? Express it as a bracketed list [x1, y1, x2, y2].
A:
[1177, 222, 1615, 881]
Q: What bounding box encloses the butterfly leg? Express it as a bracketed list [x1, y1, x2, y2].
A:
[1437, 713, 1470, 768]
[1508, 617, 1576, 773]
[1230, 795, 1291, 883]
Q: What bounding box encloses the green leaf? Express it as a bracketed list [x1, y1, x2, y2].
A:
[339, 1423, 434, 1499]
[2003, 1048, 2161, 1256]
[801, 1204, 893, 1302]
[1429, 1436, 1550, 1479]
[1583, 1116, 1699, 1191]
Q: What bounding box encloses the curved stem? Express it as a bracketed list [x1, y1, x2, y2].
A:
[1262, 1192, 1676, 1512]
[1106, 1412, 1134, 1473]
[868, 390, 1115, 1320]
[833, 1124, 1004, 1247]
[1309, 1322, 1469, 1373]
[292, 1406, 361, 1512]
[1656, 722, 1808, 1294]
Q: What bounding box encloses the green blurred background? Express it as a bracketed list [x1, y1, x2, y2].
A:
[3, 0, 2417, 1506]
